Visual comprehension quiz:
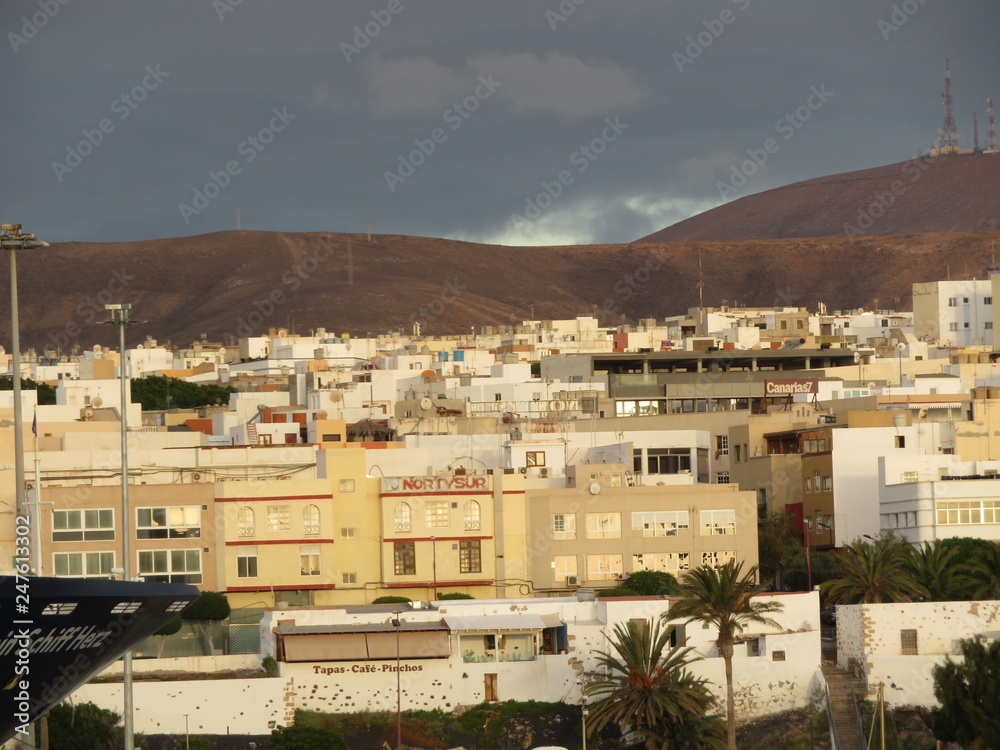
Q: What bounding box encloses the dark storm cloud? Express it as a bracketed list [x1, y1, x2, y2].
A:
[1, 0, 997, 246]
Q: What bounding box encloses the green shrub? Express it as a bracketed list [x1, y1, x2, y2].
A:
[372, 595, 412, 604]
[437, 592, 474, 600]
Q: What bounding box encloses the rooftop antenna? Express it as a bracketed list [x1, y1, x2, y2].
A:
[973, 111, 980, 151]
[987, 98, 997, 152]
[939, 56, 959, 152]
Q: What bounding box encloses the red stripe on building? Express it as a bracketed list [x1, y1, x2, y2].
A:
[226, 583, 337, 592]
[216, 494, 332, 503]
[226, 538, 336, 546]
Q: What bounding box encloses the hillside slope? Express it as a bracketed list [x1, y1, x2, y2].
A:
[8, 229, 1000, 351]
[639, 153, 1000, 243]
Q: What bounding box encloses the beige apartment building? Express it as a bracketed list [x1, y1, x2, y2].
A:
[525, 464, 759, 590]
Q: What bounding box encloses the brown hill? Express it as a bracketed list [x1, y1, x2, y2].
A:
[639, 152, 1000, 243]
[7, 229, 1000, 353]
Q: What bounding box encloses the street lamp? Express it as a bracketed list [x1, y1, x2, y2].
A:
[391, 612, 403, 750]
[429, 535, 437, 600]
[577, 677, 588, 750]
[104, 303, 141, 750]
[1, 224, 48, 573]
[183, 714, 189, 750]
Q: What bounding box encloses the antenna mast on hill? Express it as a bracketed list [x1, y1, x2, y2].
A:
[973, 112, 980, 151]
[939, 56, 959, 151]
[987, 98, 998, 152]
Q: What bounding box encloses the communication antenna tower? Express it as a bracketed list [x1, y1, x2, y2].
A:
[973, 111, 979, 151]
[987, 98, 997, 152]
[938, 56, 959, 151]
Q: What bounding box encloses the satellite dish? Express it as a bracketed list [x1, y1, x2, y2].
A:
[257, 404, 268, 413]
[93, 344, 102, 352]
[867, 382, 877, 390]
[92, 396, 103, 408]
[316, 410, 328, 420]
[136, 344, 144, 350]
[589, 482, 601, 495]
[420, 397, 433, 410]
[853, 352, 861, 363]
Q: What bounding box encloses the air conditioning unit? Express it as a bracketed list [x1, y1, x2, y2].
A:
[518, 467, 528, 474]
[539, 468, 550, 478]
[565, 576, 579, 587]
[191, 472, 203, 483]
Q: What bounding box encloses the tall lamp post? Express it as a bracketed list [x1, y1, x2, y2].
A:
[1, 224, 48, 573]
[391, 612, 403, 750]
[104, 303, 140, 750]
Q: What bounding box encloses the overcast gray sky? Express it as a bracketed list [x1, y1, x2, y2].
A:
[2, 0, 997, 246]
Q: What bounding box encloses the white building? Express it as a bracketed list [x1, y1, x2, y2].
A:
[912, 279, 993, 347]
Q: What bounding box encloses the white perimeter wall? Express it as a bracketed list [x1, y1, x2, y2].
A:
[836, 600, 1000, 707]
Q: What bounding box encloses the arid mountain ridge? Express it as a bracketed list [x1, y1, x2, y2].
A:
[8, 154, 1000, 352]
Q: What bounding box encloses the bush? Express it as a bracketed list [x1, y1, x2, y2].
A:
[621, 569, 680, 596]
[262, 655, 279, 677]
[269, 724, 347, 750]
[437, 592, 474, 600]
[372, 596, 411, 604]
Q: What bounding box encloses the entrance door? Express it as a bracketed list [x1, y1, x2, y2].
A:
[484, 673, 498, 702]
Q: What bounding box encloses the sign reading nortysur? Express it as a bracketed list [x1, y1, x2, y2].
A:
[764, 379, 819, 396]
[382, 476, 489, 493]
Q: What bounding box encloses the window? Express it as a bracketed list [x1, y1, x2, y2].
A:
[895, 436, 906, 449]
[900, 629, 918, 655]
[949, 322, 958, 331]
[702, 550, 736, 569]
[237, 547, 258, 578]
[426, 500, 450, 528]
[734, 444, 743, 462]
[303, 504, 320, 536]
[553, 555, 577, 582]
[937, 500, 1000, 525]
[986, 297, 993, 305]
[553, 513, 576, 540]
[526, 451, 546, 467]
[716, 435, 729, 456]
[610, 472, 622, 487]
[987, 322, 994, 330]
[338, 478, 355, 492]
[646, 448, 691, 475]
[700, 509, 736, 535]
[822, 476, 833, 492]
[299, 544, 320, 576]
[460, 540, 481, 574]
[237, 506, 255, 537]
[394, 541, 415, 575]
[266, 505, 291, 532]
[586, 512, 621, 539]
[137, 506, 201, 539]
[586, 554, 623, 580]
[54, 551, 114, 578]
[340, 527, 357, 539]
[394, 502, 412, 533]
[772, 651, 786, 661]
[948, 297, 958, 307]
[138, 549, 202, 584]
[716, 472, 730, 484]
[464, 500, 481, 531]
[342, 572, 357, 585]
[322, 433, 342, 442]
[52, 509, 114, 542]
[631, 511, 689, 537]
[632, 552, 689, 574]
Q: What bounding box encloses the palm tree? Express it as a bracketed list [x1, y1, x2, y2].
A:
[963, 541, 1000, 600]
[821, 538, 929, 604]
[585, 619, 725, 749]
[665, 560, 783, 750]
[904, 541, 966, 601]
